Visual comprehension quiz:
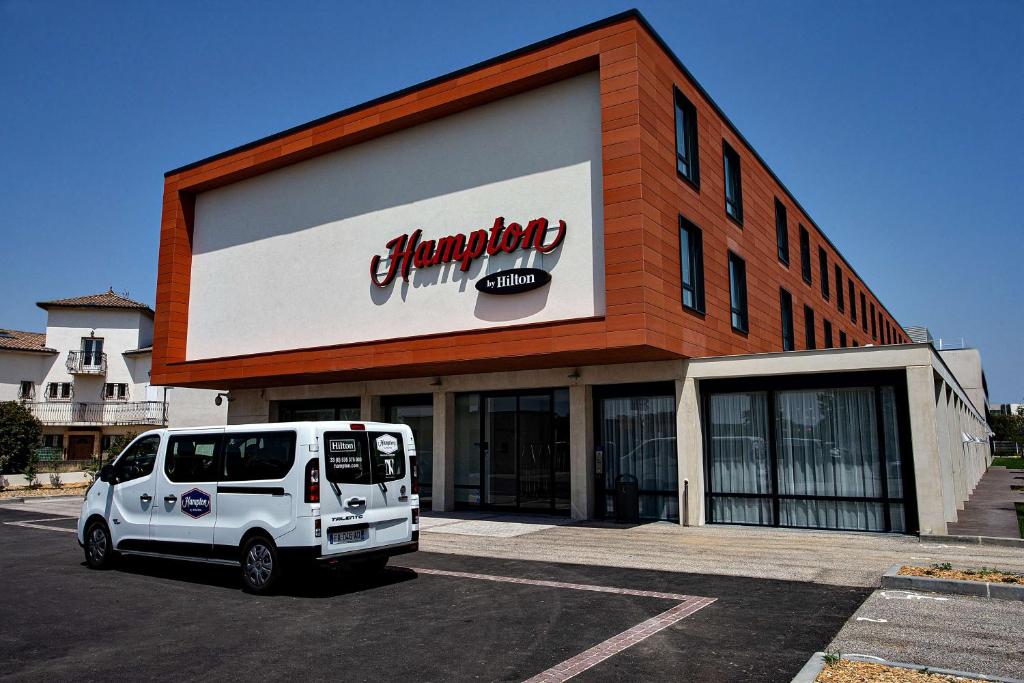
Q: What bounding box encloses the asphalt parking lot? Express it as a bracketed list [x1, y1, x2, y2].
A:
[0, 506, 869, 682]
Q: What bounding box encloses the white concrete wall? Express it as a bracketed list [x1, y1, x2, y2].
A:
[186, 72, 605, 360]
[162, 386, 228, 427]
[42, 309, 151, 402]
[0, 352, 52, 402]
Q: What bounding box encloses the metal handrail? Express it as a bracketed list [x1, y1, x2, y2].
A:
[23, 401, 166, 426]
[66, 350, 107, 374]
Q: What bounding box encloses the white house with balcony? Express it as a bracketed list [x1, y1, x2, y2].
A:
[0, 290, 227, 462]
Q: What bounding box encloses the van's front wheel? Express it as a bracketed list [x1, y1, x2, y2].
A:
[83, 520, 116, 569]
[240, 536, 281, 594]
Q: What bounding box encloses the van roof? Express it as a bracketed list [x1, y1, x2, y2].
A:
[162, 420, 407, 433]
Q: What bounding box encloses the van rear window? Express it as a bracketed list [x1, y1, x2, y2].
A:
[323, 431, 405, 484]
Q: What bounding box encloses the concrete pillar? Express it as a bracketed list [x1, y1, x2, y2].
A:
[431, 390, 456, 512]
[676, 376, 704, 525]
[932, 380, 956, 522]
[568, 383, 594, 521]
[905, 365, 947, 535]
[360, 393, 380, 421]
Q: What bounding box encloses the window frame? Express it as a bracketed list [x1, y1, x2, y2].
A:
[799, 225, 812, 284]
[871, 303, 878, 340]
[728, 251, 749, 334]
[860, 292, 868, 332]
[780, 288, 795, 351]
[803, 305, 816, 350]
[774, 198, 789, 265]
[673, 87, 701, 189]
[18, 380, 34, 400]
[678, 215, 706, 314]
[47, 382, 72, 401]
[823, 319, 834, 348]
[835, 264, 845, 313]
[722, 141, 744, 225]
[849, 280, 857, 323]
[839, 330, 848, 348]
[103, 383, 129, 401]
[818, 247, 830, 300]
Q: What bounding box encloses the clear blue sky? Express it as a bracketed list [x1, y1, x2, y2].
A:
[1, 0, 1021, 400]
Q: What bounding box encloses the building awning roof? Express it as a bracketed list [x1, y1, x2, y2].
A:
[0, 328, 57, 354]
[36, 289, 154, 317]
[123, 346, 153, 356]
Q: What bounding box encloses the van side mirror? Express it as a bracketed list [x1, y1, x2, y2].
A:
[98, 465, 114, 483]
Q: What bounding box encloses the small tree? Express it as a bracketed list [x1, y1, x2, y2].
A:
[22, 449, 40, 488]
[0, 401, 43, 475]
[103, 432, 138, 463]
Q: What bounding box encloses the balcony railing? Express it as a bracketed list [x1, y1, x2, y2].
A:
[25, 401, 166, 426]
[66, 351, 107, 375]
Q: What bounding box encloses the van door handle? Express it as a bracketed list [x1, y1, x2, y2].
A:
[164, 495, 177, 504]
[140, 493, 152, 503]
[345, 497, 366, 507]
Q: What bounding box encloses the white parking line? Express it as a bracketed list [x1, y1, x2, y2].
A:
[880, 590, 950, 602]
[856, 617, 889, 623]
[4, 520, 77, 533]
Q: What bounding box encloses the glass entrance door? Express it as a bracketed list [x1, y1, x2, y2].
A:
[455, 389, 569, 513]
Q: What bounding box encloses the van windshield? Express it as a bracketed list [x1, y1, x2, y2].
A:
[323, 431, 406, 484]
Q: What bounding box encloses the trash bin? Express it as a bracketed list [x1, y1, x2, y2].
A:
[614, 474, 640, 524]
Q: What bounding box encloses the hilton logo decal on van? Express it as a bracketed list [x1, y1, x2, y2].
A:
[180, 488, 212, 519]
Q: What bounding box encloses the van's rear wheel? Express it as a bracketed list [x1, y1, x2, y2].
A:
[240, 536, 281, 594]
[84, 520, 116, 569]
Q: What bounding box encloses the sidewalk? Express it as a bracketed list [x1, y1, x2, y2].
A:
[419, 512, 1024, 588]
[948, 466, 1024, 538]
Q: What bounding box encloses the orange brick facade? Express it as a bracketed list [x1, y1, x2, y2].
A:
[153, 11, 907, 390]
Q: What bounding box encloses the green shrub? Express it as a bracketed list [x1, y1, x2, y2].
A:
[0, 401, 43, 474]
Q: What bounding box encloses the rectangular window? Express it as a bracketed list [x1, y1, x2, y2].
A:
[164, 433, 221, 483]
[18, 381, 34, 400]
[674, 88, 700, 188]
[823, 319, 834, 348]
[774, 198, 789, 265]
[780, 288, 794, 351]
[839, 330, 847, 347]
[222, 431, 297, 481]
[871, 304, 878, 340]
[678, 215, 705, 313]
[42, 434, 63, 450]
[819, 247, 829, 300]
[885, 320, 891, 345]
[80, 337, 104, 366]
[799, 225, 812, 284]
[103, 383, 129, 401]
[849, 280, 857, 323]
[804, 305, 816, 349]
[835, 265, 845, 313]
[47, 382, 72, 400]
[723, 141, 743, 224]
[728, 251, 748, 333]
[853, 340, 859, 347]
[860, 292, 868, 332]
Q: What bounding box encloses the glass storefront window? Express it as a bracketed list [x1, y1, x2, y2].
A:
[454, 394, 481, 505]
[384, 397, 433, 501]
[706, 382, 909, 533]
[596, 389, 678, 522]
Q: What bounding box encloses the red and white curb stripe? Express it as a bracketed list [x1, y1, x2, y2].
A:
[399, 566, 716, 682]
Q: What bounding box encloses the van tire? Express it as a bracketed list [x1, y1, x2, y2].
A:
[83, 520, 116, 570]
[240, 535, 282, 594]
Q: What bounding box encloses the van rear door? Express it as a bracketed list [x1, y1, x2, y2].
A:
[366, 427, 413, 546]
[319, 427, 412, 553]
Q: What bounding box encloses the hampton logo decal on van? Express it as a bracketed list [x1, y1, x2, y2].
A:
[375, 434, 399, 455]
[180, 488, 212, 519]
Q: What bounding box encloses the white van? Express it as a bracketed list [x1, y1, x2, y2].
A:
[77, 421, 420, 593]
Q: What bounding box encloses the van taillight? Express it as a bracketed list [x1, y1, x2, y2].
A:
[305, 458, 320, 504]
[410, 455, 419, 495]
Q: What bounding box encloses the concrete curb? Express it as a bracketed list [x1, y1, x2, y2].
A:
[0, 494, 85, 505]
[881, 564, 1024, 601]
[792, 652, 1024, 683]
[921, 533, 1024, 548]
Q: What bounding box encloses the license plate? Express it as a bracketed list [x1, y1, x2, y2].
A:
[329, 529, 367, 544]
